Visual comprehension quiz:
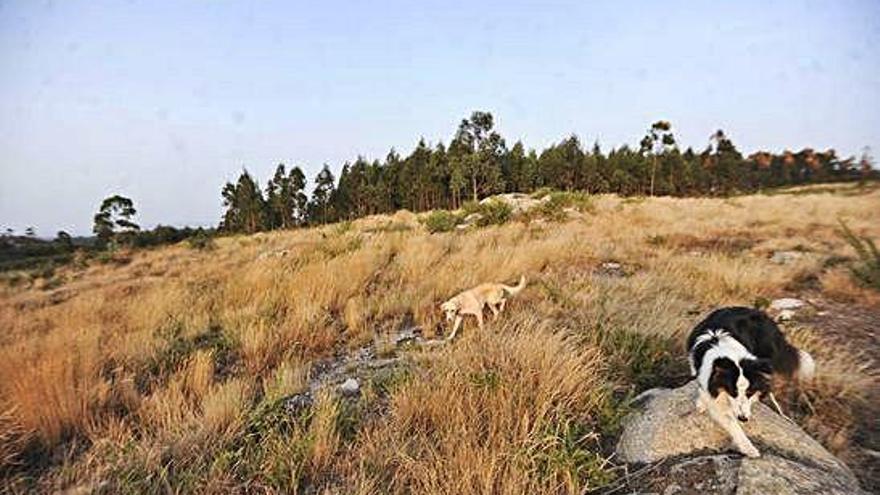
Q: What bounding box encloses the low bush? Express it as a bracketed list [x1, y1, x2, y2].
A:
[529, 191, 595, 221]
[421, 210, 462, 233]
[838, 220, 880, 290]
[187, 229, 216, 251]
[475, 199, 513, 226]
[461, 199, 514, 227]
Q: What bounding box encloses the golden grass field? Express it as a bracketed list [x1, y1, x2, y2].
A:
[1, 184, 878, 493]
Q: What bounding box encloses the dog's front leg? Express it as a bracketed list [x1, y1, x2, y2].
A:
[447, 315, 463, 341]
[706, 401, 760, 458]
[488, 304, 500, 320]
[727, 421, 760, 458]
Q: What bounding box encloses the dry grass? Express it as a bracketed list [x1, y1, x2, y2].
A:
[0, 184, 878, 492]
[342, 319, 610, 494]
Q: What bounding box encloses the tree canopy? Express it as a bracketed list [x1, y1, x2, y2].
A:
[217, 111, 874, 233]
[93, 194, 140, 244]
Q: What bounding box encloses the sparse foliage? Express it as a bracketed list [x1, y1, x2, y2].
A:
[838, 220, 880, 290]
[93, 195, 140, 245]
[421, 210, 462, 233]
[221, 170, 268, 234]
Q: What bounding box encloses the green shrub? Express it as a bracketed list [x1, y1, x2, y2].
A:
[187, 229, 216, 251]
[422, 199, 512, 233]
[838, 220, 880, 290]
[459, 199, 513, 226]
[473, 199, 513, 226]
[421, 210, 462, 233]
[460, 200, 482, 216]
[534, 191, 595, 221]
[530, 420, 617, 490]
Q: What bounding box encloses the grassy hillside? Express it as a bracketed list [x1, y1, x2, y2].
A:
[1, 184, 879, 493]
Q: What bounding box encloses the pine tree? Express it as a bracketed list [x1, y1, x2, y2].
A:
[93, 195, 140, 245]
[505, 141, 536, 193]
[220, 170, 268, 233]
[266, 163, 299, 229]
[288, 166, 309, 226]
[214, 112, 869, 229]
[704, 130, 744, 194]
[640, 121, 676, 196]
[455, 111, 506, 201]
[309, 165, 336, 224]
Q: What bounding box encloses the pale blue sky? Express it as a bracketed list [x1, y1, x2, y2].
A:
[1, 0, 878, 235]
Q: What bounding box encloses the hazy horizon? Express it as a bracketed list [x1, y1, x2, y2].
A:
[2, 0, 879, 236]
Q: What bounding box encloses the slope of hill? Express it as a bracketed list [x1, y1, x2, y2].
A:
[1, 184, 878, 493]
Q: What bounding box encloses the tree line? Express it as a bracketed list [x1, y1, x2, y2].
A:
[3, 111, 872, 272]
[219, 112, 875, 233]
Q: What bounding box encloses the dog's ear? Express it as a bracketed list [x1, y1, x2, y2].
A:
[708, 357, 738, 398]
[752, 358, 773, 376]
[741, 358, 772, 377]
[742, 358, 773, 396]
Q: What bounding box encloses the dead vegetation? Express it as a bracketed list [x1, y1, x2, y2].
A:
[0, 184, 878, 493]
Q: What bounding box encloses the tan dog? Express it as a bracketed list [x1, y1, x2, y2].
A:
[440, 275, 526, 340]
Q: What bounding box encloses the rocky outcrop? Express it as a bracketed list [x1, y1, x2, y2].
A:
[281, 327, 446, 414]
[769, 297, 808, 322]
[478, 192, 548, 213]
[615, 380, 866, 494]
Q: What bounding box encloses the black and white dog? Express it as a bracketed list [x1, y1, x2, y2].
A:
[687, 306, 815, 457]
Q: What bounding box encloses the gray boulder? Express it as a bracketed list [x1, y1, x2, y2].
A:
[338, 377, 360, 397]
[615, 380, 865, 494]
[479, 193, 548, 213]
[455, 213, 483, 230]
[770, 298, 806, 311]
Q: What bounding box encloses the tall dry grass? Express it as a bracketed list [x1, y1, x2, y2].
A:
[342, 319, 610, 494]
[0, 184, 877, 492]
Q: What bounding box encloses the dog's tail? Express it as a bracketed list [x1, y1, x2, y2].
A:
[502, 275, 527, 296]
[774, 342, 816, 381]
[796, 349, 816, 381]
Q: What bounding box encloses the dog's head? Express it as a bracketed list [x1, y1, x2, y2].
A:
[440, 300, 459, 322]
[709, 357, 772, 422]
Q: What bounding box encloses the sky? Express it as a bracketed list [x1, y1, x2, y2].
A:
[1, 0, 878, 236]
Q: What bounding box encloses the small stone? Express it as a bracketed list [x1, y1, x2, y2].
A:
[353, 346, 375, 362]
[770, 298, 805, 311]
[463, 213, 483, 224]
[338, 378, 360, 397]
[777, 309, 796, 321]
[597, 261, 629, 277]
[283, 392, 313, 413]
[395, 327, 422, 346]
